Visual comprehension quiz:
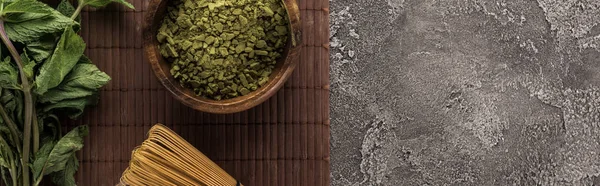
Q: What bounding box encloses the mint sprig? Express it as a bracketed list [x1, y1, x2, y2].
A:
[0, 0, 134, 185]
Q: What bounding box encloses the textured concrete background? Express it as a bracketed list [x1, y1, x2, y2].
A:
[329, 0, 600, 185]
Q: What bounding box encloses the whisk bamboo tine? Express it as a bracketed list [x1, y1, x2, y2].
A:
[120, 124, 241, 186]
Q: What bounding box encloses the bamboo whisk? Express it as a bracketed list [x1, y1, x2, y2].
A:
[119, 124, 240, 186]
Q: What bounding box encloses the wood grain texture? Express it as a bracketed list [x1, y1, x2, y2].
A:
[58, 0, 329, 185]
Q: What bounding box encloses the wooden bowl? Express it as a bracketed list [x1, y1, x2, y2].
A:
[144, 0, 302, 114]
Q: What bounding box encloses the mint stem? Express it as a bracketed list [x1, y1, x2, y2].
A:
[71, 3, 84, 20]
[9, 161, 16, 186]
[0, 20, 34, 186]
[32, 110, 38, 154]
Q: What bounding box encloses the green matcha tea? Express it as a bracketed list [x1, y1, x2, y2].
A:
[158, 0, 289, 100]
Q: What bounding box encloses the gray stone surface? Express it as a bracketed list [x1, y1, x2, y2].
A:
[329, 0, 600, 185]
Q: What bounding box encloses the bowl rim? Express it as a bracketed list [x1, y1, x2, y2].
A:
[143, 0, 302, 114]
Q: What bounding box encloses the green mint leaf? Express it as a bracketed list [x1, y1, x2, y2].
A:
[0, 89, 23, 131]
[1, 0, 52, 21]
[0, 140, 15, 186]
[4, 15, 74, 43]
[21, 52, 35, 79]
[0, 155, 8, 170]
[35, 112, 45, 135]
[3, 0, 75, 43]
[32, 125, 87, 181]
[38, 62, 110, 103]
[1, 89, 16, 117]
[0, 156, 8, 169]
[0, 126, 10, 140]
[25, 34, 57, 62]
[83, 0, 135, 9]
[77, 55, 92, 64]
[0, 137, 11, 168]
[1, 89, 22, 126]
[56, 0, 76, 18]
[42, 94, 99, 119]
[0, 90, 21, 146]
[35, 27, 86, 95]
[37, 113, 61, 141]
[0, 89, 16, 109]
[0, 57, 20, 89]
[0, 121, 17, 148]
[0, 129, 12, 148]
[50, 154, 78, 186]
[31, 139, 55, 184]
[57, 0, 81, 23]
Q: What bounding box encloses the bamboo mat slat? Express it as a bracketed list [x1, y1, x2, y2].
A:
[56, 0, 330, 185]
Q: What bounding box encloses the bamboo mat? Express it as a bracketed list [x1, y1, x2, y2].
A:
[60, 0, 330, 185]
